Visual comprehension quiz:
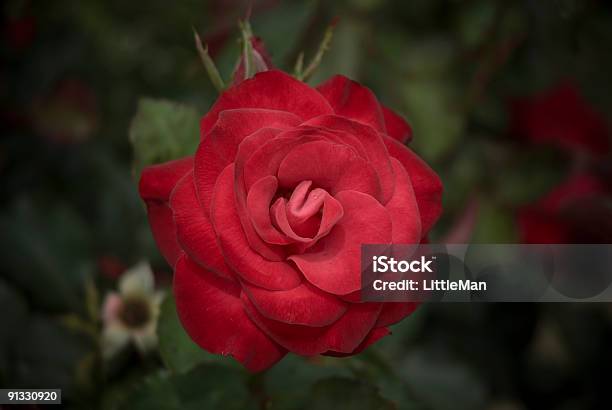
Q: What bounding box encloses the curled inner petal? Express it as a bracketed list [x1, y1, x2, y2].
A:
[287, 181, 325, 224]
[277, 140, 382, 200]
[267, 181, 344, 250]
[246, 176, 293, 245]
[289, 190, 392, 295]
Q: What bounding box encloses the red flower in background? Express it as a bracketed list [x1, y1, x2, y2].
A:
[4, 14, 35, 50]
[139, 70, 442, 371]
[510, 81, 610, 155]
[31, 79, 98, 143]
[518, 174, 612, 244]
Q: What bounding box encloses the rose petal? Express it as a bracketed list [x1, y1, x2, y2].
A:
[386, 158, 422, 243]
[194, 109, 300, 210]
[170, 172, 235, 280]
[382, 105, 413, 143]
[384, 136, 443, 235]
[271, 182, 344, 247]
[304, 115, 396, 204]
[242, 293, 382, 356]
[277, 140, 382, 200]
[289, 190, 392, 295]
[317, 75, 386, 133]
[242, 281, 347, 327]
[273, 197, 325, 245]
[272, 197, 315, 243]
[203, 109, 301, 162]
[211, 164, 302, 290]
[241, 129, 322, 192]
[246, 176, 293, 245]
[201, 70, 333, 137]
[139, 157, 193, 266]
[174, 254, 286, 371]
[139, 157, 194, 201]
[142, 203, 182, 267]
[233, 128, 290, 260]
[375, 302, 418, 327]
[323, 327, 390, 357]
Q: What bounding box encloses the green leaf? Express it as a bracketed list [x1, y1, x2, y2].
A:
[265, 338, 426, 410]
[125, 372, 180, 409]
[397, 350, 487, 410]
[129, 98, 199, 181]
[265, 355, 352, 410]
[308, 377, 395, 410]
[120, 364, 255, 410]
[157, 295, 236, 373]
[342, 349, 423, 410]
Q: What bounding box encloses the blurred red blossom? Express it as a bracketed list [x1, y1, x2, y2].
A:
[510, 81, 610, 156]
[518, 174, 612, 244]
[30, 79, 98, 143]
[4, 14, 35, 50]
[97, 255, 127, 280]
[97, 255, 172, 287]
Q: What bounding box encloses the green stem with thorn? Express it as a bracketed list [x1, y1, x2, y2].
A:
[193, 27, 225, 92]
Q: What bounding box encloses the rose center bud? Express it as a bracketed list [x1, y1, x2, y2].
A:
[286, 180, 326, 230]
[118, 296, 151, 329]
[270, 180, 344, 246]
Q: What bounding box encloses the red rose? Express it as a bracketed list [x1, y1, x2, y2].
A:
[139, 70, 442, 371]
[510, 81, 610, 155]
[518, 174, 611, 244]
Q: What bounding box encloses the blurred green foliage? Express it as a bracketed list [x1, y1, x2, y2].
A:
[130, 99, 200, 180]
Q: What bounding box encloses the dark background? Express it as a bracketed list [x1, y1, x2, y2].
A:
[1, 0, 612, 409]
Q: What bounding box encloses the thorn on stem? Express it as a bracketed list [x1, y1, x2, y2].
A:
[294, 52, 305, 80]
[193, 27, 225, 93]
[302, 20, 337, 82]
